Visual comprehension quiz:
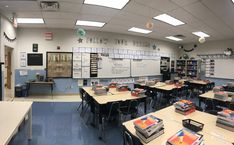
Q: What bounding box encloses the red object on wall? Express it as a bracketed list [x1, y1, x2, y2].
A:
[45, 32, 53, 40]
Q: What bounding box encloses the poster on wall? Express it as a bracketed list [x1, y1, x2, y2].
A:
[46, 52, 73, 78]
[20, 52, 26, 67]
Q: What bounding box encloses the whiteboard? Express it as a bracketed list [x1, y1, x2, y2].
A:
[131, 59, 161, 77]
[213, 59, 234, 79]
[98, 55, 131, 78]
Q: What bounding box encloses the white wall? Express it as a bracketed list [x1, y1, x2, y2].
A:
[0, 16, 17, 100]
[16, 28, 180, 69]
[182, 39, 234, 58]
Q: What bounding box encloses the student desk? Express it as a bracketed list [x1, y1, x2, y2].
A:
[82, 87, 147, 140]
[0, 101, 33, 145]
[27, 81, 55, 98]
[199, 91, 233, 108]
[122, 106, 233, 145]
[180, 79, 214, 94]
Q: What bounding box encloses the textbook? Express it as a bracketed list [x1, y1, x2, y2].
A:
[167, 128, 203, 145]
[131, 88, 146, 97]
[136, 127, 164, 143]
[133, 115, 163, 137]
[174, 100, 195, 113]
[216, 109, 234, 132]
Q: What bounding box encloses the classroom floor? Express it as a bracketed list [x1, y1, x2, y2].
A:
[8, 96, 202, 145]
[9, 102, 123, 145]
[13, 95, 82, 102]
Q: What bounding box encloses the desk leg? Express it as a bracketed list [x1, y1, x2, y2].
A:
[28, 107, 32, 140]
[51, 84, 53, 100]
[144, 98, 147, 114]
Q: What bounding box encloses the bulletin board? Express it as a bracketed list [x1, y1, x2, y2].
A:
[46, 52, 73, 78]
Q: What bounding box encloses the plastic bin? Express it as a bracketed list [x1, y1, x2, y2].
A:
[15, 85, 23, 97]
[15, 84, 28, 97]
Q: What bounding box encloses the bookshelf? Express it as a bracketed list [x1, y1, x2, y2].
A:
[176, 60, 201, 78]
[176, 60, 186, 78]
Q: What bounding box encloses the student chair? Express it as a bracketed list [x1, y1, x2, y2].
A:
[77, 88, 85, 112]
[118, 100, 139, 123]
[123, 126, 143, 145]
[100, 102, 120, 141]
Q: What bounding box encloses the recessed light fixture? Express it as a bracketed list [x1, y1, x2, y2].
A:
[76, 20, 105, 27]
[84, 0, 130, 9]
[232, 0, 234, 4]
[166, 36, 183, 41]
[5, 5, 9, 8]
[192, 31, 210, 37]
[128, 27, 152, 34]
[153, 14, 185, 26]
[16, 18, 44, 24]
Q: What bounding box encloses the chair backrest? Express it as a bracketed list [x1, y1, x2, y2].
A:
[127, 100, 139, 113]
[124, 131, 134, 145]
[107, 102, 120, 120]
[122, 126, 143, 145]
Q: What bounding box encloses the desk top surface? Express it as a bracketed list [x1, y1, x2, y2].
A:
[199, 91, 233, 102]
[149, 84, 184, 91]
[123, 106, 233, 145]
[83, 87, 145, 104]
[0, 101, 33, 145]
[179, 79, 211, 85]
[136, 83, 183, 91]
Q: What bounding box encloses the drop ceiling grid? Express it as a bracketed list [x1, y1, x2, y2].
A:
[0, 0, 234, 43]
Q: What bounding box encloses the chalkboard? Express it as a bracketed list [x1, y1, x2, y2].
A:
[27, 53, 43, 66]
[98, 55, 131, 78]
[131, 59, 161, 77]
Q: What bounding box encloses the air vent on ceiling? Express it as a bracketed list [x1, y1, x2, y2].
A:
[40, 1, 59, 11]
[174, 34, 186, 38]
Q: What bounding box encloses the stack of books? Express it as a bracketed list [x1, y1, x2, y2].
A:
[108, 82, 118, 88]
[133, 115, 164, 143]
[94, 87, 107, 95]
[92, 84, 103, 90]
[145, 80, 156, 86]
[131, 88, 146, 97]
[214, 91, 229, 101]
[136, 79, 145, 84]
[116, 84, 129, 92]
[213, 86, 224, 93]
[216, 109, 234, 132]
[174, 100, 195, 115]
[167, 128, 204, 145]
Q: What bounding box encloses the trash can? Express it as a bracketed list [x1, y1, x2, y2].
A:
[21, 84, 28, 97]
[15, 85, 23, 97]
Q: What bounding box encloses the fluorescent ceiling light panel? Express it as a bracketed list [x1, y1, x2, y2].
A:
[153, 14, 185, 26]
[16, 18, 44, 24]
[166, 36, 183, 41]
[128, 27, 152, 34]
[192, 31, 210, 37]
[76, 20, 105, 27]
[84, 0, 129, 9]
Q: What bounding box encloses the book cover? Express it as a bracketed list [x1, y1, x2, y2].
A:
[218, 109, 234, 118]
[136, 127, 164, 143]
[133, 115, 162, 131]
[167, 128, 203, 145]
